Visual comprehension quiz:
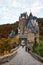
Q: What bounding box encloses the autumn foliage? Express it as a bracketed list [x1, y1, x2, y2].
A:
[0, 38, 13, 56]
[0, 18, 43, 38]
[0, 22, 18, 38]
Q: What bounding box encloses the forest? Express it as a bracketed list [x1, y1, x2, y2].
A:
[0, 18, 43, 38]
[0, 21, 19, 38]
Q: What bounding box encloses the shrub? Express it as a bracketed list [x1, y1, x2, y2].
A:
[0, 38, 13, 56]
[33, 39, 43, 57]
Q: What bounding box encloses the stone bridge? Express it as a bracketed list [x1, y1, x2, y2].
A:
[2, 46, 43, 65]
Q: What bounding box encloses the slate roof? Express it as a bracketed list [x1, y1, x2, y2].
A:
[19, 35, 27, 38]
[27, 21, 38, 34]
[32, 27, 38, 34]
[9, 30, 15, 38]
[33, 16, 37, 20]
[28, 12, 33, 19]
[28, 12, 37, 20]
[27, 21, 32, 28]
[19, 12, 27, 19]
[27, 12, 38, 34]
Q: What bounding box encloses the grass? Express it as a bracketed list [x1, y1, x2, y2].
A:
[33, 38, 43, 57]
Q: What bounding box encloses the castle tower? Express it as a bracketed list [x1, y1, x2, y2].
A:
[18, 12, 28, 34]
[18, 12, 39, 46]
[27, 12, 39, 43]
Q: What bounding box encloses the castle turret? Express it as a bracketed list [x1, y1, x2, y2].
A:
[19, 12, 28, 34]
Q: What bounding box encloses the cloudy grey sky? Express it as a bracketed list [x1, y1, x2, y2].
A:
[0, 0, 43, 25]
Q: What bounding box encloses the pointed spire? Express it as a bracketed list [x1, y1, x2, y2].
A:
[29, 12, 33, 19]
[9, 30, 15, 38]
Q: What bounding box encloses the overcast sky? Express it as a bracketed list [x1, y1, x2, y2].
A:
[0, 0, 43, 25]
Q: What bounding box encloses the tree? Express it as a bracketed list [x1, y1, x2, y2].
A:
[0, 38, 13, 56]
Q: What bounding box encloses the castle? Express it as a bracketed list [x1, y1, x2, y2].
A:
[18, 12, 39, 45]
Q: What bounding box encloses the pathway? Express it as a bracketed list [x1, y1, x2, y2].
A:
[2, 46, 43, 65]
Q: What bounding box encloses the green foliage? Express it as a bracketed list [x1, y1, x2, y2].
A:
[33, 39, 43, 57]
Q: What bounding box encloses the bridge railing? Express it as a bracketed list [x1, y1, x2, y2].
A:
[0, 47, 19, 64]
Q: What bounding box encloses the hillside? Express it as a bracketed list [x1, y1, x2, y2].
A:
[0, 22, 19, 38]
[0, 18, 43, 38]
[38, 18, 43, 38]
